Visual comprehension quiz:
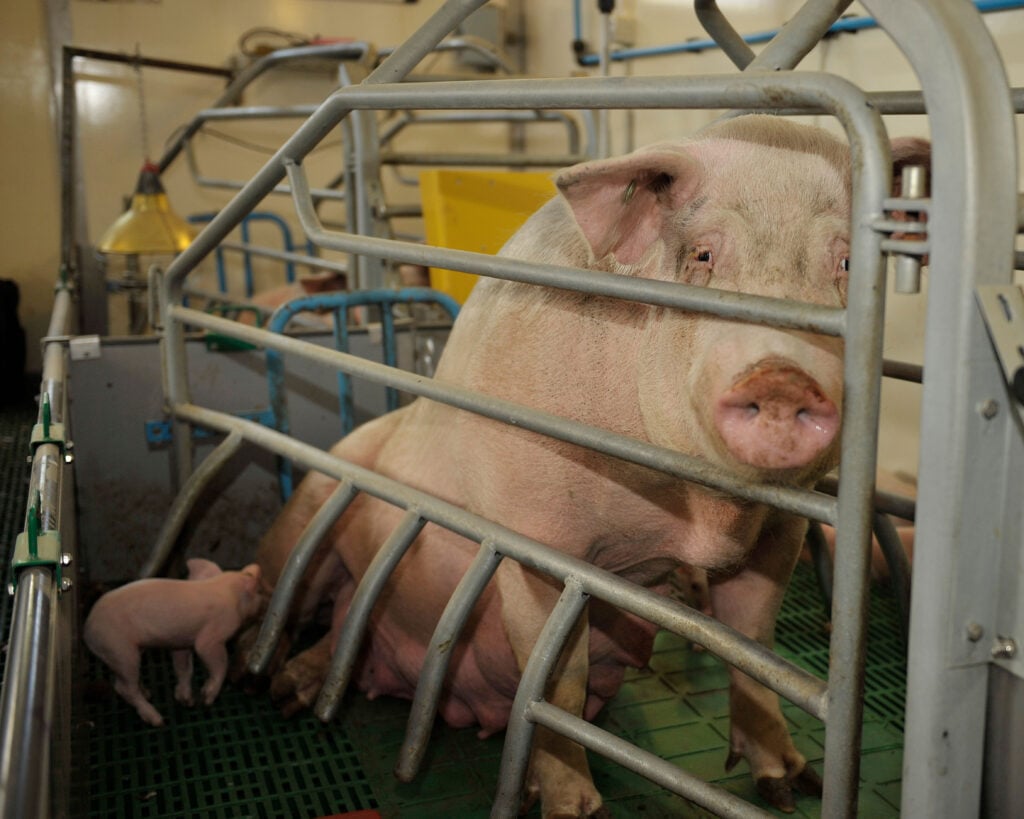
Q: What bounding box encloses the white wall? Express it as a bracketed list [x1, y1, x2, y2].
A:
[5, 0, 1024, 476]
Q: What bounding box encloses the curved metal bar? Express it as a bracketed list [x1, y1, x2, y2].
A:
[157, 42, 374, 173]
[248, 480, 360, 674]
[395, 540, 504, 781]
[138, 430, 245, 578]
[694, 0, 756, 69]
[492, 576, 590, 817]
[314, 510, 427, 721]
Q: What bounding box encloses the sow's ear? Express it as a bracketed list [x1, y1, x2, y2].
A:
[556, 146, 702, 266]
[890, 137, 931, 196]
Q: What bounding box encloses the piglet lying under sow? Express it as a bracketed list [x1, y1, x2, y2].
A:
[84, 558, 262, 726]
[250, 115, 929, 815]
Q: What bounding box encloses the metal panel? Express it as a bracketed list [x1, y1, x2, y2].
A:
[67, 326, 449, 582]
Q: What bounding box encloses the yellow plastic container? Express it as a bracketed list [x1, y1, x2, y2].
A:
[419, 169, 557, 304]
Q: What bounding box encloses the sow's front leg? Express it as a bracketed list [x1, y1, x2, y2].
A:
[496, 562, 607, 819]
[709, 515, 822, 813]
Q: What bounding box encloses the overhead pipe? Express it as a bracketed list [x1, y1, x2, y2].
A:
[573, 0, 1024, 66]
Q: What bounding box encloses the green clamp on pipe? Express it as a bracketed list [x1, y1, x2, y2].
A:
[30, 393, 67, 453]
[10, 496, 64, 593]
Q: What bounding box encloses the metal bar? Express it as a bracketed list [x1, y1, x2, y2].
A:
[217, 242, 349, 276]
[0, 569, 58, 819]
[694, 1, 755, 69]
[172, 306, 838, 523]
[378, 110, 582, 155]
[248, 481, 360, 674]
[137, 430, 245, 578]
[314, 510, 428, 720]
[526, 700, 772, 819]
[285, 160, 846, 337]
[65, 46, 232, 79]
[396, 540, 504, 781]
[492, 577, 590, 817]
[171, 403, 831, 723]
[883, 358, 923, 383]
[379, 151, 587, 167]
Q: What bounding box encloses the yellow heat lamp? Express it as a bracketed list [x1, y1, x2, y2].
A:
[98, 162, 194, 335]
[98, 162, 193, 255]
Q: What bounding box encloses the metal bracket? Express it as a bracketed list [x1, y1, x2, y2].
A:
[144, 408, 275, 445]
[10, 500, 64, 592]
[976, 284, 1024, 423]
[29, 393, 66, 453]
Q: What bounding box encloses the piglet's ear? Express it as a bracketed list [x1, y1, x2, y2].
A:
[186, 558, 222, 580]
[556, 147, 702, 266]
[891, 137, 931, 196]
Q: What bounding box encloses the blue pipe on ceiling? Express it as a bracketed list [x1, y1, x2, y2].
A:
[573, 0, 1024, 66]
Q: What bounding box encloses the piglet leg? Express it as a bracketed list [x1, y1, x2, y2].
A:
[194, 633, 230, 706]
[107, 647, 164, 727]
[710, 516, 821, 813]
[172, 649, 195, 705]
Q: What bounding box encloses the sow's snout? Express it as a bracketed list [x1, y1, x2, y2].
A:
[713, 358, 839, 471]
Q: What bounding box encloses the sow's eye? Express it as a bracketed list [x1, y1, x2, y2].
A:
[694, 248, 713, 264]
[839, 256, 850, 274]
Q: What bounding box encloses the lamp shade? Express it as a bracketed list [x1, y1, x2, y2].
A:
[97, 162, 194, 255]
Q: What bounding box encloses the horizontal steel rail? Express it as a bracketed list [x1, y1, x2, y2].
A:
[170, 304, 838, 523]
[285, 160, 846, 337]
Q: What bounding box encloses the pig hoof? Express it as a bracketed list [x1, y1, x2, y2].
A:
[270, 656, 325, 717]
[755, 765, 822, 813]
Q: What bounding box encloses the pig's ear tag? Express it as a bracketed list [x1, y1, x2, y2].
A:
[622, 179, 637, 204]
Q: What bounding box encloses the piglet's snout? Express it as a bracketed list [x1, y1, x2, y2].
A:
[713, 359, 839, 471]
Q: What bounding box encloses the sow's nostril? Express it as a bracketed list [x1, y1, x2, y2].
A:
[714, 362, 839, 470]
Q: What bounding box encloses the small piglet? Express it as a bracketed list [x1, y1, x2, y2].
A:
[83, 558, 263, 726]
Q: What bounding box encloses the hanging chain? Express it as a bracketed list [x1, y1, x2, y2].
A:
[133, 44, 151, 162]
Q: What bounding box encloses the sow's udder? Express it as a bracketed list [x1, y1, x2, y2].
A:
[713, 358, 839, 471]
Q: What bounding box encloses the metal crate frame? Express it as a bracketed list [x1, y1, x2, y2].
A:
[3, 0, 1021, 817]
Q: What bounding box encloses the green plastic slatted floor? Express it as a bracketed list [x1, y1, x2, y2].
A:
[69, 570, 905, 818]
[0, 404, 904, 818]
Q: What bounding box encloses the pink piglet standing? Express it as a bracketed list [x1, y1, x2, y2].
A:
[83, 558, 263, 726]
